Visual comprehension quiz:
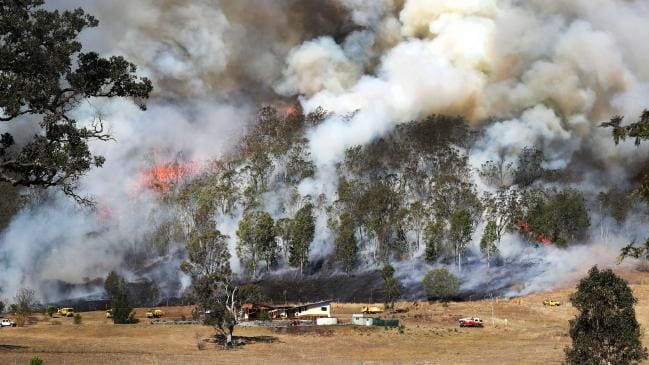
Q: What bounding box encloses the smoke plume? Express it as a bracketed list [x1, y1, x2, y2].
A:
[3, 0, 649, 303]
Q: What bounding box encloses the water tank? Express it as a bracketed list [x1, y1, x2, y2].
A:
[316, 317, 338, 326]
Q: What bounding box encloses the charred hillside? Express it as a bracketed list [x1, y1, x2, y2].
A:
[3, 1, 649, 306]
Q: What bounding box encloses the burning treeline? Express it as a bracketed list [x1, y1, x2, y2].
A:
[148, 106, 623, 288]
[3, 0, 649, 302]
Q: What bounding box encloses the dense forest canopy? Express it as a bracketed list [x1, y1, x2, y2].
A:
[3, 0, 649, 303]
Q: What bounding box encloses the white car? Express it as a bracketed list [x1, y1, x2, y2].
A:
[458, 317, 483, 327]
[0, 319, 16, 327]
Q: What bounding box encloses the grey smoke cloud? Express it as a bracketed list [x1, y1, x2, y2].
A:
[3, 0, 649, 302]
[277, 0, 649, 292]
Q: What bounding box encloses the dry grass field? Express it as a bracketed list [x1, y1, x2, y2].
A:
[3, 269, 649, 365]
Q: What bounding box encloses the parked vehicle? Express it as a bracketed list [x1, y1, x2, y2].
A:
[543, 299, 561, 306]
[57, 307, 74, 317]
[145, 309, 164, 318]
[459, 317, 484, 327]
[361, 305, 384, 314]
[0, 319, 16, 327]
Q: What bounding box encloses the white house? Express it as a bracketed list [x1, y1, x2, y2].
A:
[294, 300, 332, 318]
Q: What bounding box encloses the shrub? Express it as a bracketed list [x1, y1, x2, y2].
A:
[73, 313, 82, 325]
[46, 306, 57, 317]
[13, 287, 35, 316]
[29, 356, 43, 365]
[423, 268, 460, 302]
[14, 314, 26, 327]
[381, 264, 402, 309]
[111, 278, 136, 324]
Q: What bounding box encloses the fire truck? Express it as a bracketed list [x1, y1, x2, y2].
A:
[459, 317, 484, 327]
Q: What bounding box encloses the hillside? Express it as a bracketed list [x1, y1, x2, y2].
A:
[2, 268, 649, 364]
[5, 1, 649, 312]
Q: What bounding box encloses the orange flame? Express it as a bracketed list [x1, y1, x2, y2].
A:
[285, 105, 299, 116]
[537, 233, 553, 245]
[139, 161, 201, 192]
[517, 221, 553, 245]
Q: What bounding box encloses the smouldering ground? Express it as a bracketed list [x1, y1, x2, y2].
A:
[3, 270, 649, 364]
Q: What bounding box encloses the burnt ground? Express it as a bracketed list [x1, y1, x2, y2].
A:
[255, 270, 385, 304]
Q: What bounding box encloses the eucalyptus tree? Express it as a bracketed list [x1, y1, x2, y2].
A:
[0, 1, 152, 202]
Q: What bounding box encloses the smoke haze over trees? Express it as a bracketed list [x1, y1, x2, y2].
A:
[4, 0, 649, 303]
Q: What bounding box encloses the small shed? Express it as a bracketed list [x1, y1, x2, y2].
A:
[352, 314, 399, 327]
[352, 313, 376, 326]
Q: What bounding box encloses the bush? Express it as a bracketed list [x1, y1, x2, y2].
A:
[110, 276, 136, 324]
[14, 314, 26, 327]
[46, 306, 56, 317]
[13, 287, 35, 316]
[423, 268, 460, 302]
[29, 356, 43, 365]
[73, 313, 82, 325]
[381, 264, 402, 309]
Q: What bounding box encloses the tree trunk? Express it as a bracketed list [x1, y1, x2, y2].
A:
[487, 248, 490, 268]
[226, 324, 234, 348]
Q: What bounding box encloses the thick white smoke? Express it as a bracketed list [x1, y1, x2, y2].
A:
[275, 0, 649, 292]
[0, 0, 302, 301]
[4, 0, 649, 302]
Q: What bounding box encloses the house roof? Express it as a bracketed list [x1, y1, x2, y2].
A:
[241, 303, 274, 310]
[294, 300, 332, 310]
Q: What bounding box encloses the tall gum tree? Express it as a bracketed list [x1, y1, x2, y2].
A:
[0, 0, 152, 202]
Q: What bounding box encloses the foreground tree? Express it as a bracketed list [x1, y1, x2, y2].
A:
[13, 287, 35, 325]
[104, 270, 120, 298]
[604, 111, 649, 260]
[111, 278, 136, 324]
[565, 266, 648, 365]
[181, 223, 238, 347]
[422, 268, 459, 302]
[0, 1, 152, 201]
[104, 271, 135, 324]
[381, 264, 402, 309]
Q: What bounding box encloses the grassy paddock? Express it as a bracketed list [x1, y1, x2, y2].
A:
[2, 270, 649, 364]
